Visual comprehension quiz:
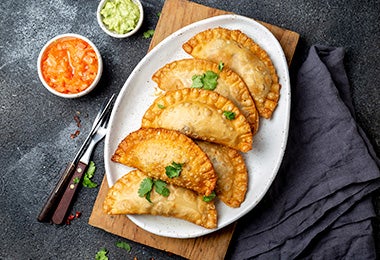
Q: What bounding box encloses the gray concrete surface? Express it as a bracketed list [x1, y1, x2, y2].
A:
[0, 0, 379, 259]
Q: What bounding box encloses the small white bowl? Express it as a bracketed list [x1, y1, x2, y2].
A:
[97, 0, 144, 38]
[37, 33, 103, 98]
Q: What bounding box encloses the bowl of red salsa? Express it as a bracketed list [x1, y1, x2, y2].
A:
[37, 33, 103, 98]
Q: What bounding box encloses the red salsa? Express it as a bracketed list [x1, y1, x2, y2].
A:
[40, 37, 99, 94]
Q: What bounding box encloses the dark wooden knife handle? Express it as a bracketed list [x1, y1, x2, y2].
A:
[51, 161, 87, 225]
[37, 163, 76, 222]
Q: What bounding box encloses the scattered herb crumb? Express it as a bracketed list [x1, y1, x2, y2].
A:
[203, 191, 216, 202]
[143, 29, 155, 39]
[70, 130, 80, 139]
[157, 12, 161, 17]
[75, 211, 81, 218]
[83, 161, 98, 188]
[70, 113, 82, 139]
[223, 111, 236, 120]
[116, 241, 132, 252]
[95, 248, 108, 260]
[157, 103, 165, 109]
[65, 211, 81, 225]
[73, 177, 80, 184]
[218, 61, 224, 71]
[165, 162, 183, 178]
[74, 115, 81, 127]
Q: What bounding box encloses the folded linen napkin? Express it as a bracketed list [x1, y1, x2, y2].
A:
[227, 45, 380, 259]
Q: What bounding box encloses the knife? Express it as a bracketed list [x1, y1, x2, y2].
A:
[51, 105, 112, 224]
[37, 94, 115, 222]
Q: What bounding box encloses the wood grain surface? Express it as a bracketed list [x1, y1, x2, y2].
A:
[89, 0, 299, 259]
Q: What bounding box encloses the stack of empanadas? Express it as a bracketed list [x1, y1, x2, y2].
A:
[103, 27, 280, 229]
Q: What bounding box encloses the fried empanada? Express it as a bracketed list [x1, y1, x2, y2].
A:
[111, 128, 217, 195]
[152, 58, 259, 134]
[196, 141, 247, 208]
[103, 170, 217, 229]
[141, 88, 253, 152]
[182, 27, 280, 119]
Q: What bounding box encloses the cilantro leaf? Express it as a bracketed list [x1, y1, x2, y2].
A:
[218, 61, 224, 71]
[223, 111, 236, 120]
[165, 162, 183, 178]
[190, 71, 218, 90]
[191, 74, 204, 89]
[203, 191, 216, 202]
[154, 180, 170, 197]
[95, 248, 108, 260]
[73, 177, 80, 184]
[86, 161, 96, 178]
[83, 161, 98, 188]
[202, 71, 218, 90]
[138, 178, 153, 202]
[116, 241, 131, 252]
[143, 29, 155, 39]
[146, 190, 153, 203]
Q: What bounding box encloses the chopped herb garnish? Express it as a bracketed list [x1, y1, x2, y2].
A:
[191, 71, 218, 90]
[154, 180, 170, 197]
[116, 241, 131, 252]
[143, 29, 155, 39]
[157, 12, 161, 17]
[203, 191, 216, 202]
[191, 75, 204, 89]
[157, 103, 165, 109]
[138, 178, 154, 199]
[203, 71, 219, 90]
[218, 61, 224, 71]
[138, 178, 170, 202]
[145, 190, 152, 203]
[83, 161, 98, 188]
[73, 177, 80, 184]
[95, 248, 108, 260]
[165, 162, 184, 178]
[223, 111, 236, 120]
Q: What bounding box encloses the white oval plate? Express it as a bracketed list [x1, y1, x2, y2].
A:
[104, 14, 290, 238]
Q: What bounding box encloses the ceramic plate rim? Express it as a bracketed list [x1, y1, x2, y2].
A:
[104, 14, 291, 238]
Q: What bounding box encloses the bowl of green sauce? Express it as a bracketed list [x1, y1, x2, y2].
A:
[97, 0, 143, 38]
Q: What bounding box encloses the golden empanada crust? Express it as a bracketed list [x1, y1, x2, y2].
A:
[141, 88, 253, 152]
[196, 141, 248, 208]
[152, 58, 259, 134]
[111, 128, 217, 195]
[103, 170, 217, 229]
[182, 27, 280, 119]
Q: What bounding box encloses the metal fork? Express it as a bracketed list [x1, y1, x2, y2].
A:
[51, 108, 112, 225]
[37, 95, 115, 223]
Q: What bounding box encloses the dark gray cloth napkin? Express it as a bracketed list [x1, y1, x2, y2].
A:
[228, 45, 380, 259]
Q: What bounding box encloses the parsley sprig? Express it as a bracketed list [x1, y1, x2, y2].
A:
[191, 71, 218, 90]
[143, 29, 154, 39]
[82, 161, 98, 188]
[190, 61, 224, 90]
[165, 162, 184, 178]
[203, 191, 217, 202]
[223, 111, 236, 120]
[138, 178, 170, 202]
[116, 241, 131, 252]
[95, 248, 108, 260]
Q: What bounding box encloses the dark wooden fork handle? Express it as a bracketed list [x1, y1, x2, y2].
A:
[51, 161, 87, 224]
[37, 163, 75, 222]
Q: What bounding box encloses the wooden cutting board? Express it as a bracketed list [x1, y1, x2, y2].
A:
[89, 0, 299, 259]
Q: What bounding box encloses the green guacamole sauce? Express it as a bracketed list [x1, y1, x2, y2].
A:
[100, 0, 140, 34]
